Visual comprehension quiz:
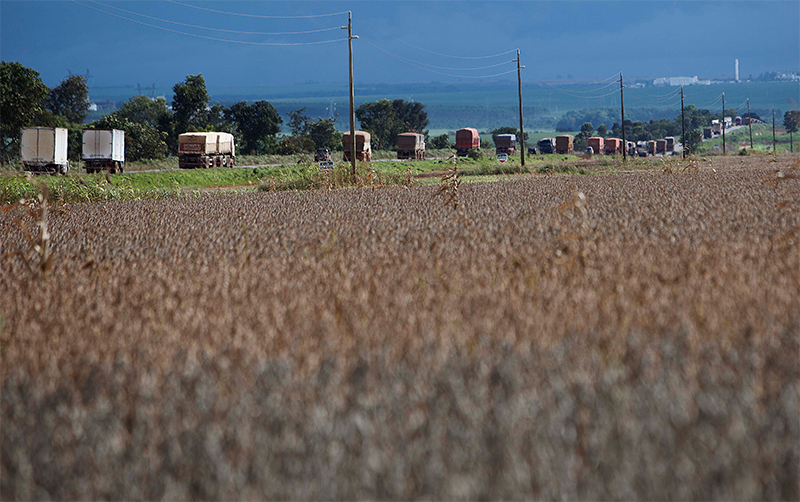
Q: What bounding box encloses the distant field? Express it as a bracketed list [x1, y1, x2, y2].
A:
[87, 81, 799, 131]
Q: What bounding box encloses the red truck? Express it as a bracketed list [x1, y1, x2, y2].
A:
[455, 128, 480, 157]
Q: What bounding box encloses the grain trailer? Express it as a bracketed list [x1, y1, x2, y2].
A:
[396, 132, 425, 160]
[455, 128, 480, 157]
[587, 137, 604, 155]
[494, 134, 517, 155]
[342, 131, 372, 162]
[604, 138, 623, 154]
[555, 135, 574, 154]
[178, 132, 235, 169]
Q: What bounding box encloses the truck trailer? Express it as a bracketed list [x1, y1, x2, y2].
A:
[396, 132, 425, 160]
[20, 127, 70, 175]
[555, 135, 574, 154]
[178, 132, 235, 169]
[664, 137, 675, 152]
[604, 138, 623, 154]
[587, 137, 604, 155]
[455, 128, 480, 157]
[83, 129, 125, 173]
[342, 131, 372, 162]
[538, 138, 556, 154]
[494, 134, 517, 155]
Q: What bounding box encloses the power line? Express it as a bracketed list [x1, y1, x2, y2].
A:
[84, 0, 341, 35]
[540, 81, 622, 99]
[165, 0, 349, 19]
[358, 17, 516, 60]
[359, 39, 514, 71]
[361, 39, 518, 79]
[72, 1, 348, 46]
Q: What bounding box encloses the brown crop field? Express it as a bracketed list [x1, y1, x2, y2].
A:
[2, 154, 799, 500]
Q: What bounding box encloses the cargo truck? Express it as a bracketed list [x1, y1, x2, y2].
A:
[656, 139, 667, 155]
[494, 134, 517, 155]
[665, 137, 675, 152]
[178, 132, 235, 169]
[588, 137, 604, 155]
[555, 135, 574, 154]
[703, 128, 713, 139]
[537, 138, 556, 154]
[20, 127, 70, 175]
[604, 138, 622, 154]
[83, 129, 125, 173]
[342, 131, 372, 162]
[648, 140, 657, 155]
[455, 128, 480, 157]
[396, 132, 425, 160]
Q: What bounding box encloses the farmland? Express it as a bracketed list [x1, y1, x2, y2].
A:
[1, 153, 799, 499]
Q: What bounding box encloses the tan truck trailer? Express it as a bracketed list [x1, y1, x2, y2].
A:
[396, 132, 425, 160]
[342, 131, 372, 162]
[178, 132, 235, 169]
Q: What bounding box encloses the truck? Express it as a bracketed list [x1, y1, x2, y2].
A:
[494, 134, 517, 155]
[83, 129, 125, 173]
[396, 132, 425, 160]
[455, 128, 480, 157]
[703, 128, 713, 139]
[656, 139, 667, 155]
[647, 140, 657, 155]
[20, 127, 70, 175]
[712, 121, 722, 136]
[555, 135, 574, 154]
[588, 137, 604, 155]
[178, 132, 235, 169]
[604, 138, 622, 155]
[664, 136, 675, 152]
[342, 131, 372, 162]
[537, 138, 556, 154]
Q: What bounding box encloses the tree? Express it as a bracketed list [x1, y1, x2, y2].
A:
[597, 124, 608, 137]
[684, 129, 702, 155]
[172, 74, 209, 134]
[225, 100, 281, 155]
[306, 117, 341, 151]
[287, 108, 310, 136]
[784, 110, 799, 152]
[575, 122, 593, 151]
[115, 95, 171, 128]
[430, 134, 451, 150]
[46, 74, 91, 124]
[356, 99, 429, 149]
[0, 62, 51, 163]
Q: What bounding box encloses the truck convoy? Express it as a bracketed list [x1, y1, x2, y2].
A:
[537, 138, 556, 154]
[83, 129, 125, 173]
[455, 128, 480, 157]
[20, 127, 70, 175]
[555, 135, 574, 154]
[342, 131, 372, 162]
[396, 132, 425, 160]
[494, 134, 517, 155]
[178, 132, 235, 169]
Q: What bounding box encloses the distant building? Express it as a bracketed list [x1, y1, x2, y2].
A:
[653, 76, 712, 86]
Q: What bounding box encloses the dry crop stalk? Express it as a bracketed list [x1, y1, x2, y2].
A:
[2, 176, 54, 275]
[434, 155, 461, 211]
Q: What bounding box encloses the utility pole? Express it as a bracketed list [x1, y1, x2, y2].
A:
[772, 109, 776, 152]
[747, 99, 753, 150]
[515, 49, 525, 167]
[620, 72, 626, 162]
[342, 12, 358, 181]
[681, 86, 686, 158]
[722, 92, 726, 155]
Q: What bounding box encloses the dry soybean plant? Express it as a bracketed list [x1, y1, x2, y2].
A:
[1, 177, 54, 276]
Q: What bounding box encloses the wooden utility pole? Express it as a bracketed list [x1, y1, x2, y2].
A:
[747, 99, 753, 150]
[343, 12, 357, 181]
[722, 92, 726, 154]
[620, 72, 626, 162]
[772, 109, 776, 152]
[681, 86, 686, 158]
[515, 49, 525, 167]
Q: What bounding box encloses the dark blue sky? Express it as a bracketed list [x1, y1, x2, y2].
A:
[2, 1, 798, 89]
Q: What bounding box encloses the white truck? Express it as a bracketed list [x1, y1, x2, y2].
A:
[83, 129, 125, 174]
[20, 127, 70, 175]
[178, 132, 235, 169]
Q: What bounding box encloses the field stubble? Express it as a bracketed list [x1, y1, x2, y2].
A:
[1, 155, 799, 499]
